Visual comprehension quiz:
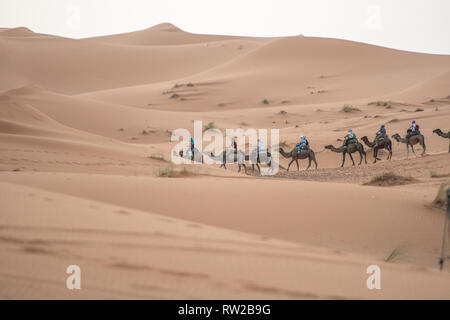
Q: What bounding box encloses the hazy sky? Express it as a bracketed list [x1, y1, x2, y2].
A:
[1, 0, 449, 54]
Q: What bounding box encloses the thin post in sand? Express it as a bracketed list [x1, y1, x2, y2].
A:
[439, 188, 450, 271]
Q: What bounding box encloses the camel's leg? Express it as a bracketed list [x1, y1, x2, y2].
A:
[256, 163, 261, 173]
[349, 152, 355, 166]
[358, 150, 367, 166]
[341, 152, 346, 167]
[373, 148, 377, 163]
[223, 163, 227, 170]
[313, 157, 318, 169]
[306, 157, 311, 169]
[238, 164, 241, 173]
[287, 159, 294, 171]
[251, 164, 255, 173]
[243, 164, 248, 174]
[411, 144, 417, 157]
[421, 140, 426, 156]
[295, 159, 299, 171]
[448, 141, 450, 153]
[219, 163, 225, 169]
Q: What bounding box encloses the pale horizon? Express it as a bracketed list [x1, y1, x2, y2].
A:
[1, 0, 449, 54]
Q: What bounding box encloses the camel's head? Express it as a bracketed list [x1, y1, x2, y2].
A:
[324, 145, 333, 150]
[361, 136, 368, 141]
[432, 129, 441, 134]
[391, 133, 400, 140]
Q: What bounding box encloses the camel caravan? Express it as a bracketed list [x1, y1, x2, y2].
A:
[177, 120, 449, 174]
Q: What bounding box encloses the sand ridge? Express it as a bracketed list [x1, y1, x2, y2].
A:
[0, 23, 450, 299]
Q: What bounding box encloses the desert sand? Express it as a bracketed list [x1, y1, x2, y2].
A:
[1, 23, 450, 299]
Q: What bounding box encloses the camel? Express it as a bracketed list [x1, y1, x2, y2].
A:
[391, 133, 426, 158]
[361, 136, 392, 163]
[246, 149, 288, 174]
[178, 148, 203, 163]
[325, 141, 367, 167]
[247, 149, 273, 173]
[433, 129, 450, 153]
[278, 147, 318, 171]
[204, 149, 248, 173]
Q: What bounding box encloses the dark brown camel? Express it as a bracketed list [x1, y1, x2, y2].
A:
[278, 147, 318, 171]
[391, 133, 426, 158]
[204, 150, 247, 173]
[361, 136, 392, 163]
[325, 142, 367, 167]
[433, 129, 450, 153]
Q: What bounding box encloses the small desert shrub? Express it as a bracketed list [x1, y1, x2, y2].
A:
[281, 100, 289, 104]
[217, 103, 225, 107]
[155, 166, 174, 177]
[430, 171, 450, 178]
[430, 98, 435, 102]
[388, 118, 399, 123]
[119, 128, 125, 131]
[187, 82, 195, 87]
[170, 93, 180, 99]
[415, 108, 424, 112]
[279, 110, 287, 115]
[148, 154, 165, 161]
[12, 168, 20, 172]
[432, 183, 449, 208]
[262, 99, 269, 105]
[204, 122, 215, 131]
[342, 104, 361, 113]
[142, 130, 148, 135]
[385, 248, 401, 262]
[364, 172, 417, 186]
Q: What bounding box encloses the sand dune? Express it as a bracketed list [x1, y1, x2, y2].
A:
[82, 36, 450, 111]
[0, 27, 262, 94]
[88, 22, 269, 46]
[0, 23, 450, 299]
[1, 180, 450, 299]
